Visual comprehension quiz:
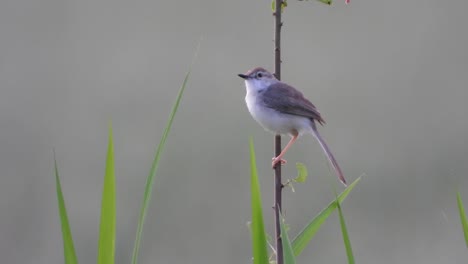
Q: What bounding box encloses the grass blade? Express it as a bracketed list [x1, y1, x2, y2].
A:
[131, 42, 200, 264]
[97, 123, 116, 264]
[336, 196, 355, 264]
[292, 176, 360, 256]
[54, 152, 78, 264]
[279, 212, 296, 264]
[249, 138, 269, 264]
[457, 192, 468, 247]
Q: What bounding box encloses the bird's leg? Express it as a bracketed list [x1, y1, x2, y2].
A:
[272, 133, 298, 167]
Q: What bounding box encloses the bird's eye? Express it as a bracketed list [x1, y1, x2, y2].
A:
[256, 72, 263, 78]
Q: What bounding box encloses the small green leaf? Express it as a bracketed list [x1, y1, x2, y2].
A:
[316, 0, 332, 5]
[279, 212, 296, 264]
[336, 197, 355, 264]
[54, 152, 78, 264]
[294, 163, 308, 183]
[97, 123, 116, 264]
[457, 192, 468, 247]
[292, 176, 360, 256]
[250, 138, 269, 264]
[271, 0, 287, 12]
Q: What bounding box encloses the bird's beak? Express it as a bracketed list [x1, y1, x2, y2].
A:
[238, 74, 248, 79]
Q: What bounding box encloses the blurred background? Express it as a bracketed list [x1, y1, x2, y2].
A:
[1, 0, 468, 263]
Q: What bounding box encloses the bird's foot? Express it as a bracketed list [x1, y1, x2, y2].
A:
[272, 157, 287, 167]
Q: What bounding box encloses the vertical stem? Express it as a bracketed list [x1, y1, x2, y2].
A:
[274, 1, 283, 264]
[274, 135, 283, 264]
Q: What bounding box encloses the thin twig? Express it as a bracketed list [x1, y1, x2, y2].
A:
[273, 1, 283, 264]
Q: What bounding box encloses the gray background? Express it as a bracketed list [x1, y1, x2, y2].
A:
[1, 0, 468, 263]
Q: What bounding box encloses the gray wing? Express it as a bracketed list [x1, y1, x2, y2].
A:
[261, 82, 325, 125]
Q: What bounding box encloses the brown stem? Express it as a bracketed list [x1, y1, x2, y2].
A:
[274, 135, 283, 264]
[273, 1, 283, 264]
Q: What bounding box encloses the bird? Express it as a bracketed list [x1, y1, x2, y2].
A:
[238, 67, 346, 186]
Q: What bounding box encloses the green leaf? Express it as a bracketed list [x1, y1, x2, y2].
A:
[54, 152, 78, 264]
[271, 0, 287, 12]
[97, 123, 116, 264]
[280, 212, 296, 264]
[457, 192, 468, 247]
[336, 196, 355, 264]
[131, 40, 201, 264]
[316, 0, 332, 5]
[292, 176, 361, 256]
[249, 138, 269, 264]
[294, 163, 308, 183]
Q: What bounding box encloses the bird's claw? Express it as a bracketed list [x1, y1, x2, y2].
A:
[272, 157, 287, 167]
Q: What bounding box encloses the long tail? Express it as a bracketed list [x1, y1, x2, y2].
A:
[310, 123, 347, 186]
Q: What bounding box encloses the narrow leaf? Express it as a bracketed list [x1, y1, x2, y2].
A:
[292, 176, 361, 256]
[279, 212, 296, 264]
[249, 138, 269, 264]
[336, 197, 355, 264]
[97, 123, 116, 264]
[457, 192, 468, 247]
[132, 40, 201, 264]
[54, 152, 78, 264]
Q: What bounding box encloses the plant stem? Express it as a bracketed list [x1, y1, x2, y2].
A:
[274, 135, 283, 264]
[273, 1, 283, 264]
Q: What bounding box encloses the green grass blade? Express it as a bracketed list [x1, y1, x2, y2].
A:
[279, 212, 296, 264]
[292, 176, 361, 256]
[131, 42, 201, 264]
[336, 196, 355, 264]
[457, 192, 468, 247]
[54, 152, 78, 264]
[97, 123, 116, 264]
[249, 138, 269, 264]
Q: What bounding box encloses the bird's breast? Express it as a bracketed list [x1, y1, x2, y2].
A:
[245, 92, 311, 136]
